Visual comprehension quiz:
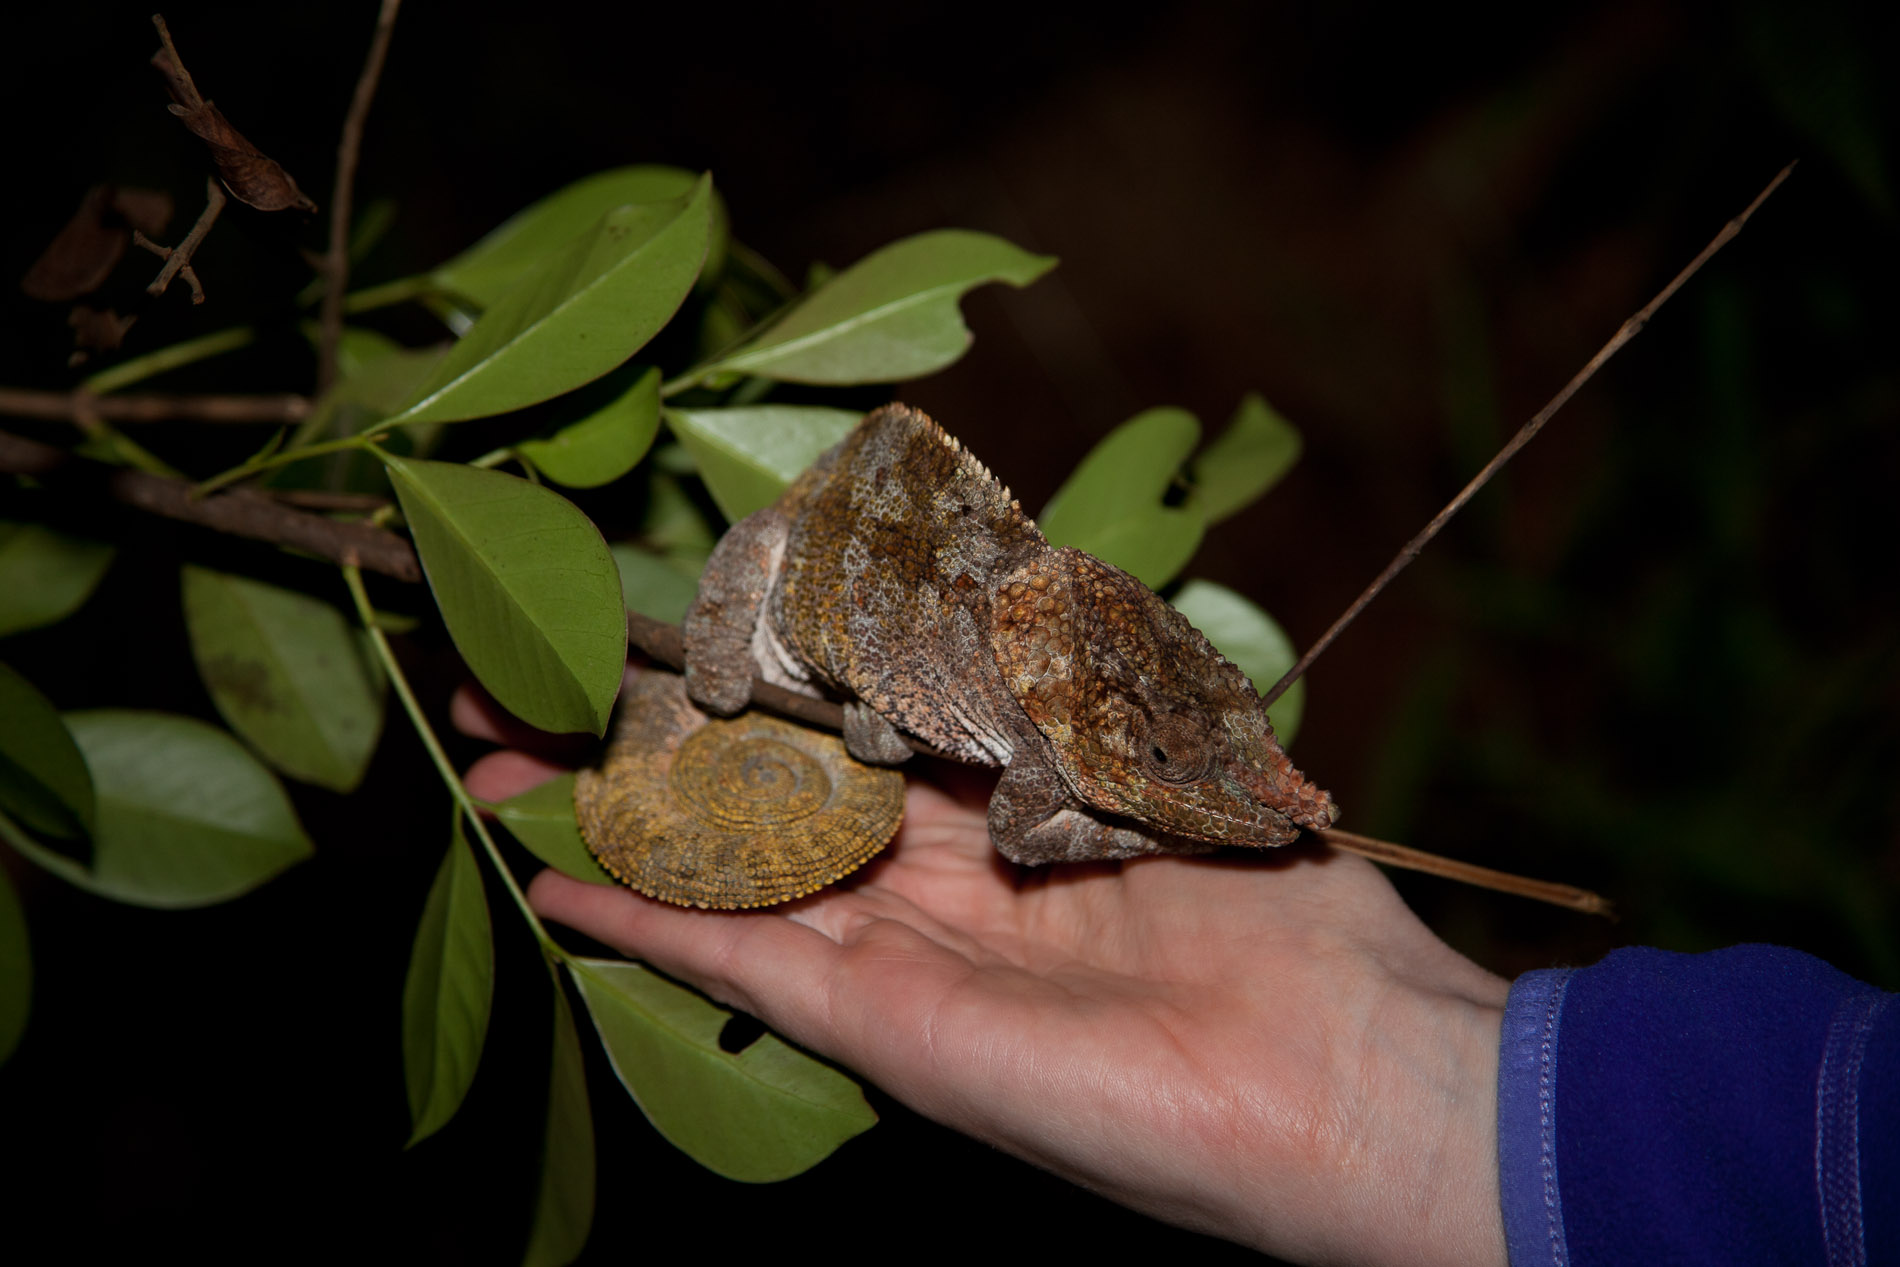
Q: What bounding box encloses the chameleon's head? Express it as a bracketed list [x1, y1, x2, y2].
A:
[992, 548, 1337, 847]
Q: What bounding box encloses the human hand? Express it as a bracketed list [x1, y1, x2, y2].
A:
[458, 671, 1509, 1267]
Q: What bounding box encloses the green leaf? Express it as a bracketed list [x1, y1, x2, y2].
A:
[182, 567, 385, 793]
[403, 816, 495, 1147]
[1171, 580, 1305, 744]
[0, 711, 312, 908]
[698, 229, 1055, 385]
[0, 863, 29, 1067]
[1038, 407, 1206, 589]
[517, 365, 661, 489]
[1187, 393, 1302, 525]
[433, 166, 718, 309]
[327, 326, 450, 418]
[569, 956, 876, 1182]
[389, 178, 714, 427]
[385, 457, 625, 737]
[0, 521, 115, 637]
[611, 543, 700, 626]
[662, 405, 858, 523]
[0, 661, 94, 840]
[493, 773, 615, 888]
[637, 468, 718, 559]
[523, 982, 594, 1267]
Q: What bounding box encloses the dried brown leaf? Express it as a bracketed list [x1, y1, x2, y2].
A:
[67, 306, 138, 362]
[151, 37, 316, 215]
[111, 187, 175, 237]
[22, 186, 127, 302]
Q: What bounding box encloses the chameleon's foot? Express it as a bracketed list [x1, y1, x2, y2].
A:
[681, 506, 788, 717]
[843, 701, 913, 765]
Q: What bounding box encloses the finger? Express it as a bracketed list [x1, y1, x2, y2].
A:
[449, 677, 604, 761]
[464, 749, 567, 803]
[529, 867, 994, 1079]
[529, 869, 861, 1035]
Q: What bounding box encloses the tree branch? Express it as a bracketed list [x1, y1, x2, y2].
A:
[136, 178, 225, 302]
[0, 386, 309, 425]
[317, 0, 402, 396]
[0, 428, 418, 582]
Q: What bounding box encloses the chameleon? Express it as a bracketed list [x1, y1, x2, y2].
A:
[682, 402, 1338, 867]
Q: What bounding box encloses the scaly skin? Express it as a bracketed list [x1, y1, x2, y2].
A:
[682, 403, 1337, 866]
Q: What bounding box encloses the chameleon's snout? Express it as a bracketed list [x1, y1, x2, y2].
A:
[1239, 756, 1339, 835]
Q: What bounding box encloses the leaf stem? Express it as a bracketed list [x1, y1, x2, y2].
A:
[342, 565, 561, 955]
[340, 273, 438, 314]
[193, 432, 380, 496]
[81, 325, 257, 395]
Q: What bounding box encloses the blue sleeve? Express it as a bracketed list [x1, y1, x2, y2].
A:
[1496, 944, 1898, 1267]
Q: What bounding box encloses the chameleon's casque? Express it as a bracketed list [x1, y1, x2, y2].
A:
[681, 403, 1336, 868]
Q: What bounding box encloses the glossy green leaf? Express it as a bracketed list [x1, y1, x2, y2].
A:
[0, 711, 312, 908]
[637, 468, 718, 560]
[0, 662, 93, 840]
[1171, 580, 1305, 744]
[182, 567, 385, 793]
[1187, 393, 1302, 524]
[699, 229, 1055, 385]
[403, 816, 495, 1147]
[611, 543, 700, 626]
[517, 365, 661, 489]
[662, 405, 858, 523]
[328, 326, 450, 418]
[494, 774, 615, 888]
[385, 457, 624, 737]
[433, 166, 717, 309]
[523, 982, 594, 1267]
[570, 956, 876, 1181]
[1038, 407, 1206, 589]
[0, 521, 115, 637]
[0, 862, 29, 1067]
[389, 178, 713, 428]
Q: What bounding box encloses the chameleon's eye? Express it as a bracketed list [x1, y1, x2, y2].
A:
[1140, 714, 1214, 784]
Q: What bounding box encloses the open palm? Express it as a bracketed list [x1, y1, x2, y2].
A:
[460, 679, 1509, 1267]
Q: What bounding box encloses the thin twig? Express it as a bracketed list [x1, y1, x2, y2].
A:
[266, 489, 390, 512]
[143, 178, 226, 301]
[1262, 162, 1797, 708]
[0, 428, 419, 582]
[1319, 828, 1612, 916]
[317, 0, 402, 396]
[0, 386, 309, 425]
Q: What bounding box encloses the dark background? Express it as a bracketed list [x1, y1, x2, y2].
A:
[3, 1, 1896, 1262]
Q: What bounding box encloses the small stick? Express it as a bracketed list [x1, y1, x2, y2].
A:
[0, 428, 419, 582]
[140, 178, 226, 301]
[1319, 828, 1612, 916]
[0, 386, 308, 425]
[1261, 162, 1796, 708]
[317, 0, 402, 396]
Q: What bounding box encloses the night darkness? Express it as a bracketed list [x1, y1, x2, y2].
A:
[3, 2, 1896, 1262]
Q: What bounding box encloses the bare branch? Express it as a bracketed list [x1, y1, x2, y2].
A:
[1262, 162, 1798, 708]
[137, 178, 226, 302]
[317, 0, 402, 396]
[0, 387, 308, 426]
[0, 428, 418, 582]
